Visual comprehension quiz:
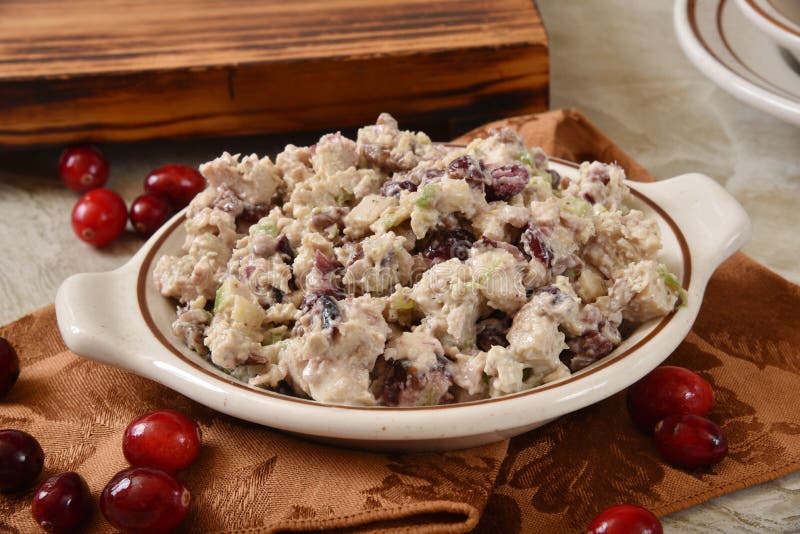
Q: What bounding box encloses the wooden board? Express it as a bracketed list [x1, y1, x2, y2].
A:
[0, 0, 548, 146]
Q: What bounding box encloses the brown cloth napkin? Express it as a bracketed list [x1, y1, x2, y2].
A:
[2, 110, 800, 533]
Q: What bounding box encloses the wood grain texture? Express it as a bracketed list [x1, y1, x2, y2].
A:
[0, 0, 549, 146]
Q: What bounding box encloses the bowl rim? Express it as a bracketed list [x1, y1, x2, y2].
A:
[135, 157, 692, 411]
[739, 0, 800, 39]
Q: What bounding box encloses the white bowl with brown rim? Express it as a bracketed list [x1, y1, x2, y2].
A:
[55, 160, 750, 452]
[734, 0, 800, 55]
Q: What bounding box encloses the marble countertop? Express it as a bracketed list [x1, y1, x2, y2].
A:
[1, 0, 798, 531]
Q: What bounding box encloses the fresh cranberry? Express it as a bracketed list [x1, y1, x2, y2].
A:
[32, 472, 92, 533]
[71, 188, 128, 247]
[58, 146, 109, 193]
[0, 337, 20, 398]
[123, 409, 201, 473]
[627, 366, 714, 432]
[0, 429, 44, 493]
[129, 193, 173, 237]
[144, 165, 205, 209]
[100, 467, 190, 534]
[654, 414, 728, 469]
[588, 504, 663, 534]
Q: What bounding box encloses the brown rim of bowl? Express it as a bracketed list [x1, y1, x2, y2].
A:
[136, 156, 692, 411]
[751, 0, 800, 37]
[688, 0, 799, 100]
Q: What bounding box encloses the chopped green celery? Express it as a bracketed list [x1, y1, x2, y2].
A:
[391, 295, 416, 311]
[659, 268, 688, 307]
[413, 184, 439, 208]
[336, 190, 354, 206]
[382, 215, 398, 230]
[254, 221, 278, 236]
[518, 149, 535, 169]
[562, 196, 593, 217]
[212, 280, 234, 314]
[262, 327, 289, 346]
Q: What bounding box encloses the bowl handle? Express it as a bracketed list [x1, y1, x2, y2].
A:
[634, 174, 752, 276]
[55, 268, 149, 373]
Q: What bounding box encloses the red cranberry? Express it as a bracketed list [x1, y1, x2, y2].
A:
[520, 224, 552, 267]
[0, 429, 44, 493]
[654, 414, 728, 469]
[627, 366, 714, 432]
[420, 229, 475, 263]
[144, 164, 205, 209]
[0, 337, 20, 398]
[71, 188, 128, 247]
[588, 504, 663, 534]
[129, 193, 173, 237]
[123, 409, 201, 473]
[32, 472, 92, 533]
[100, 467, 190, 534]
[58, 145, 109, 193]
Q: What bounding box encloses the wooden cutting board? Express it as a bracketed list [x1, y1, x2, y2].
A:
[0, 0, 548, 146]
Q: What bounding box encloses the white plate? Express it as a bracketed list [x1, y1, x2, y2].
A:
[674, 0, 800, 127]
[54, 163, 750, 452]
[734, 0, 800, 55]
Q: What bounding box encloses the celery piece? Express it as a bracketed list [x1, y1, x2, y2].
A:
[213, 280, 234, 314]
[413, 184, 439, 209]
[518, 149, 535, 169]
[254, 221, 278, 237]
[659, 268, 688, 307]
[562, 196, 593, 218]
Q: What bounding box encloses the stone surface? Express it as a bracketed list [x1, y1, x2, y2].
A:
[0, 0, 798, 531]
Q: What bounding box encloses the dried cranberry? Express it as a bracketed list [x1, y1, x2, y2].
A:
[32, 472, 92, 534]
[123, 409, 201, 473]
[375, 357, 452, 407]
[276, 235, 294, 261]
[627, 366, 715, 433]
[0, 337, 20, 398]
[100, 467, 190, 534]
[0, 429, 44, 493]
[318, 295, 340, 330]
[238, 204, 270, 226]
[58, 145, 109, 193]
[313, 250, 342, 275]
[486, 164, 529, 201]
[380, 180, 417, 197]
[653, 414, 728, 468]
[565, 330, 614, 371]
[520, 224, 552, 267]
[547, 169, 562, 189]
[476, 318, 510, 351]
[446, 155, 489, 186]
[588, 504, 662, 534]
[421, 229, 475, 263]
[310, 207, 346, 230]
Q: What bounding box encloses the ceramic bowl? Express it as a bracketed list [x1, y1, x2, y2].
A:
[734, 0, 800, 56]
[55, 160, 750, 452]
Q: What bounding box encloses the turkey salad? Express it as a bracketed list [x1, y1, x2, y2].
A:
[154, 114, 683, 406]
